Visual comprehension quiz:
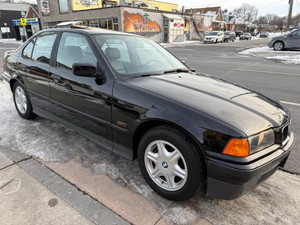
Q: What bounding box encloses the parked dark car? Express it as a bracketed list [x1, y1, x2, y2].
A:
[223, 31, 236, 42]
[2, 28, 294, 201]
[260, 32, 269, 38]
[240, 33, 252, 40]
[250, 32, 257, 36]
[268, 29, 300, 51]
[234, 30, 243, 37]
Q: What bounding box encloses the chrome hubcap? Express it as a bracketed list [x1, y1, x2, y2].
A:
[15, 86, 27, 114]
[144, 140, 188, 191]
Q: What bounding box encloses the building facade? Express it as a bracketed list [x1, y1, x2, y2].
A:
[37, 0, 213, 43]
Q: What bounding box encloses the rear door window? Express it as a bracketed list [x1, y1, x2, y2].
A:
[32, 32, 57, 64]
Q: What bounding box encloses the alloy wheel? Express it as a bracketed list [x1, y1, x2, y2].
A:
[144, 140, 188, 191]
[15, 86, 27, 114]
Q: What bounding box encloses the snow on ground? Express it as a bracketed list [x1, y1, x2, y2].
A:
[0, 39, 22, 45]
[240, 46, 300, 65]
[267, 55, 300, 65]
[0, 79, 300, 225]
[160, 40, 201, 48]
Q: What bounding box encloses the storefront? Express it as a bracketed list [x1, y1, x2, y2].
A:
[12, 18, 41, 41]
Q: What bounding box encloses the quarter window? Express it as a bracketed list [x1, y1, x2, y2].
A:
[22, 38, 35, 59]
[32, 32, 57, 64]
[56, 32, 97, 70]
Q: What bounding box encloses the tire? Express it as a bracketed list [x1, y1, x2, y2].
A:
[273, 41, 284, 51]
[13, 82, 37, 120]
[138, 125, 205, 201]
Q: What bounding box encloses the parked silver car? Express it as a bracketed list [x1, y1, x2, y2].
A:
[268, 29, 300, 51]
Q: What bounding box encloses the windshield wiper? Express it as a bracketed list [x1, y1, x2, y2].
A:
[163, 68, 190, 74]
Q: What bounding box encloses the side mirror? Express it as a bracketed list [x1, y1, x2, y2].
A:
[72, 63, 96, 77]
[190, 68, 196, 72]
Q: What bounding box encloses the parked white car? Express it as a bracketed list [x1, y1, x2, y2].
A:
[204, 31, 224, 44]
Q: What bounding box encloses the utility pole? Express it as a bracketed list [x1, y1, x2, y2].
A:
[286, 0, 294, 31]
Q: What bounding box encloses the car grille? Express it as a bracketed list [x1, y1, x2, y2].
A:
[206, 38, 211, 40]
[275, 123, 290, 147]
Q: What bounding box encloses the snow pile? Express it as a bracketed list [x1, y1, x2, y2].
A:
[267, 55, 300, 64]
[240, 46, 275, 55]
[0, 39, 22, 44]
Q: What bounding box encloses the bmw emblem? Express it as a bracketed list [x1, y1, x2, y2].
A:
[162, 161, 168, 168]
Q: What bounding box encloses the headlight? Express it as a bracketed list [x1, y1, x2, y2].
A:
[248, 129, 275, 154]
[222, 129, 275, 157]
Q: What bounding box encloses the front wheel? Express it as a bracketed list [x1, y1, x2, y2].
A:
[273, 41, 284, 51]
[13, 82, 36, 119]
[138, 126, 205, 201]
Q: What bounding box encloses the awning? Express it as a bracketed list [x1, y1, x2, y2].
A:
[162, 14, 184, 20]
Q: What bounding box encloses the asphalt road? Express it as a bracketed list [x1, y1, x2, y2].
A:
[0, 39, 299, 175]
[167, 39, 300, 174]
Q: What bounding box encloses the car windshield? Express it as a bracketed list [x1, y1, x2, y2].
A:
[207, 32, 218, 36]
[94, 34, 187, 77]
[224, 32, 230, 35]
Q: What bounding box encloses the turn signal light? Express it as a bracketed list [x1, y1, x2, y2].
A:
[222, 138, 250, 157]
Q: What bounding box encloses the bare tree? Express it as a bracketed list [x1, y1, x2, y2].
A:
[234, 3, 258, 24]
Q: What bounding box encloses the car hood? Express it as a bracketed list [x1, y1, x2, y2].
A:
[205, 36, 217, 38]
[126, 73, 289, 136]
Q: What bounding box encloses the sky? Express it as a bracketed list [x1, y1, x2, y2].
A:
[163, 0, 300, 16]
[1, 0, 300, 17]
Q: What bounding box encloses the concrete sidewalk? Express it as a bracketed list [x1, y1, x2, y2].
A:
[0, 150, 129, 225]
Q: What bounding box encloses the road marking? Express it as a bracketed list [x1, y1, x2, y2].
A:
[280, 101, 300, 107]
[236, 68, 300, 76]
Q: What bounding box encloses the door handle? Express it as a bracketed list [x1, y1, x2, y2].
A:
[51, 74, 61, 83]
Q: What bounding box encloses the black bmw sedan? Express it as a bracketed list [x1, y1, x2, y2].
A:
[2, 27, 294, 201]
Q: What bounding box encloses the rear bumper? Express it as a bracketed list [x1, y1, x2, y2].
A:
[205, 132, 295, 199]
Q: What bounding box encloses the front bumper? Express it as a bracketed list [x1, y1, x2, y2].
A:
[268, 40, 275, 48]
[205, 131, 295, 199]
[1, 71, 11, 85]
[204, 40, 215, 43]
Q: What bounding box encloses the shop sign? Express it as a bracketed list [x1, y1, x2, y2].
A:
[41, 0, 50, 15]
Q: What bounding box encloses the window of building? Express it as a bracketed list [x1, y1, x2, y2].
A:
[88, 20, 99, 27]
[56, 32, 97, 70]
[99, 19, 108, 29]
[22, 38, 35, 59]
[58, 0, 69, 13]
[98, 18, 119, 31]
[32, 32, 57, 64]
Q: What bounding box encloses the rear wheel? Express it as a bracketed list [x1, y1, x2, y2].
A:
[273, 41, 284, 51]
[138, 126, 205, 201]
[13, 82, 36, 119]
